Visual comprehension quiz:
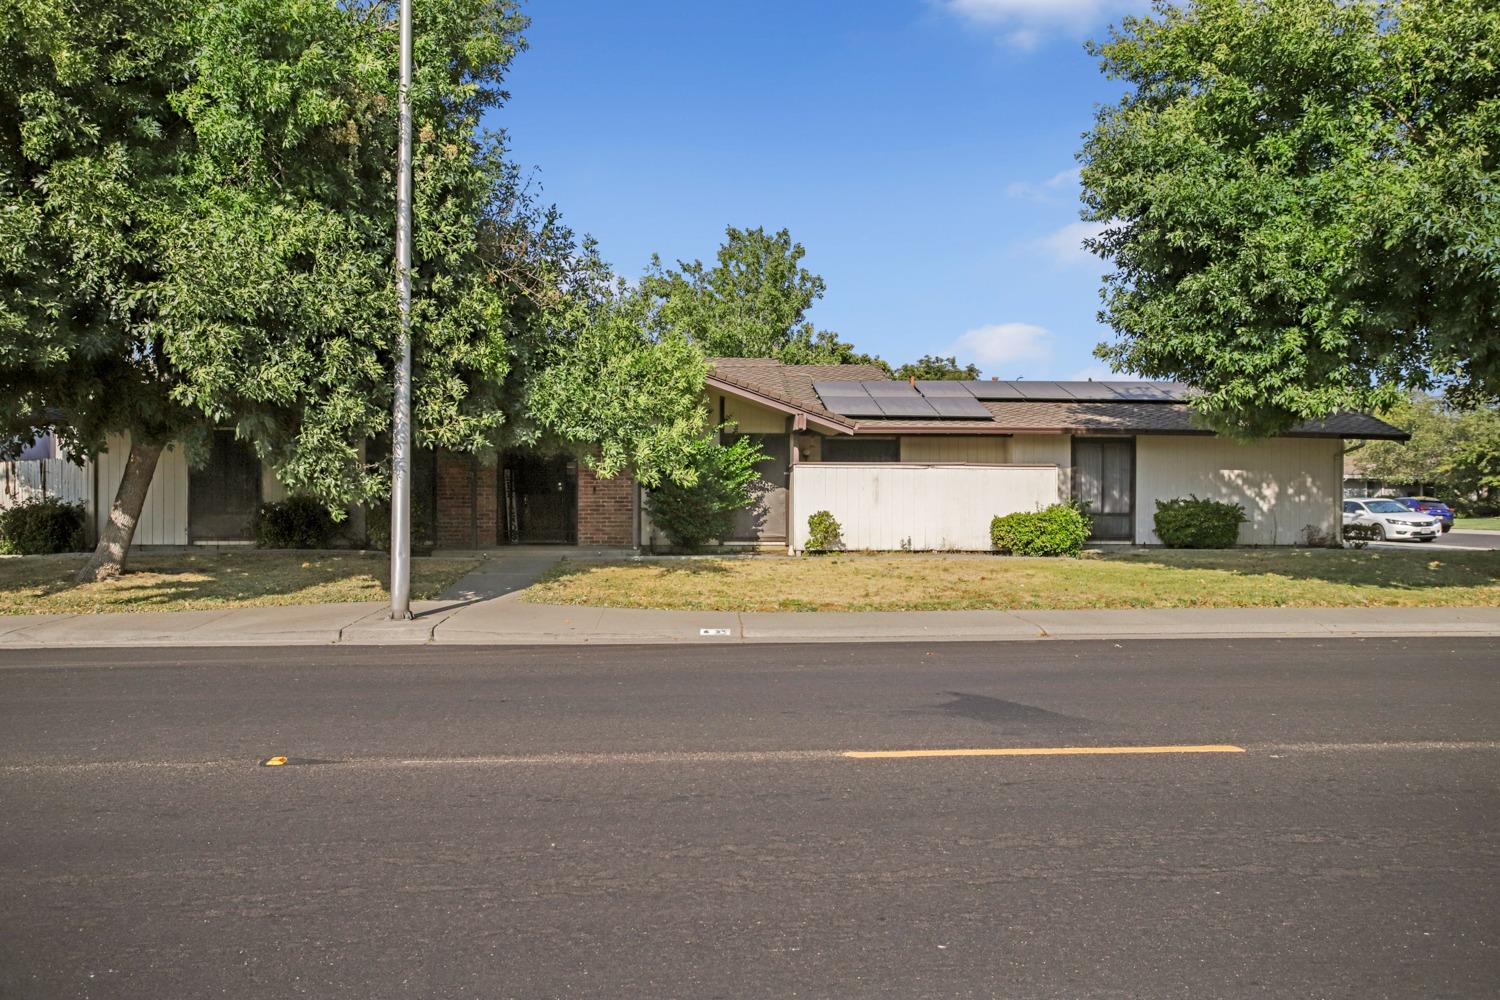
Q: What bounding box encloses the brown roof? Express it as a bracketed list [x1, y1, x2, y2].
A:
[705, 359, 1408, 440]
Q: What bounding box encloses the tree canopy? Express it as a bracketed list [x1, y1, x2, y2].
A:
[1081, 0, 1500, 435]
[1356, 396, 1500, 510]
[893, 355, 981, 381]
[0, 0, 566, 573]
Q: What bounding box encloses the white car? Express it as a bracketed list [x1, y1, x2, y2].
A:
[1343, 499, 1441, 542]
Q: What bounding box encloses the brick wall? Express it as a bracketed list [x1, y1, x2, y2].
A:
[434, 451, 497, 548]
[577, 464, 635, 546]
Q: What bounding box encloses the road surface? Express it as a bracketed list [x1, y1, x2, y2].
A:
[2, 639, 1497, 999]
[1370, 528, 1500, 551]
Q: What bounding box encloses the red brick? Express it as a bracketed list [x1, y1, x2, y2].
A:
[577, 463, 635, 546]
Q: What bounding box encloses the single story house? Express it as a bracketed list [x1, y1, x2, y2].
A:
[25, 358, 1406, 551]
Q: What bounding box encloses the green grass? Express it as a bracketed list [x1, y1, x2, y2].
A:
[0, 551, 482, 615]
[525, 548, 1500, 613]
[1455, 516, 1500, 531]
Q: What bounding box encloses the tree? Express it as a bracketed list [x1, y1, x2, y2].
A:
[639, 226, 886, 368]
[1, 0, 533, 579]
[893, 355, 981, 381]
[1080, 0, 1500, 435]
[641, 435, 765, 550]
[1358, 396, 1500, 510]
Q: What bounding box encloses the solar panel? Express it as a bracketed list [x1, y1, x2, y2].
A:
[874, 396, 939, 418]
[1103, 382, 1190, 401]
[813, 380, 873, 398]
[1048, 381, 1121, 401]
[961, 380, 1027, 400]
[864, 381, 923, 396]
[817, 395, 885, 418]
[913, 380, 977, 397]
[1013, 381, 1071, 400]
[927, 395, 992, 419]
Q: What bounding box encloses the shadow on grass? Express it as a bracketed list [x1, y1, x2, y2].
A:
[1096, 547, 1500, 591]
[0, 551, 400, 610]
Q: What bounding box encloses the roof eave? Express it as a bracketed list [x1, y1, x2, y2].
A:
[706, 374, 854, 435]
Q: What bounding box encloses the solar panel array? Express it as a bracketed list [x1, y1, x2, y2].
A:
[812, 379, 1189, 421]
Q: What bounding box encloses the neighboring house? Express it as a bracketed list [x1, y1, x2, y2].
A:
[51, 357, 1407, 551]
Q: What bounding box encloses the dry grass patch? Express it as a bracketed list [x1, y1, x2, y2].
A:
[525, 548, 1500, 613]
[0, 551, 481, 615]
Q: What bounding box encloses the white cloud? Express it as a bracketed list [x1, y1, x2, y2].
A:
[1006, 167, 1082, 202]
[948, 323, 1053, 367]
[940, 0, 1145, 46]
[1036, 219, 1112, 266]
[1067, 363, 1121, 382]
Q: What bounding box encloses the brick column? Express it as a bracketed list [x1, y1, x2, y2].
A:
[576, 464, 635, 546]
[434, 450, 498, 548]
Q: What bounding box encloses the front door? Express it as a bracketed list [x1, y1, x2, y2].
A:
[726, 434, 791, 542]
[501, 453, 577, 544]
[1072, 438, 1135, 542]
[189, 430, 262, 541]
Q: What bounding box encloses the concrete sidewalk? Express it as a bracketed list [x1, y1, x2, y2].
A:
[2, 596, 1498, 648]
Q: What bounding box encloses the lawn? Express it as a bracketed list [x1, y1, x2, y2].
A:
[1456, 516, 1500, 531]
[525, 548, 1500, 613]
[0, 551, 481, 615]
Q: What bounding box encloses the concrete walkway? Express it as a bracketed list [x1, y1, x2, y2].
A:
[2, 597, 1498, 648]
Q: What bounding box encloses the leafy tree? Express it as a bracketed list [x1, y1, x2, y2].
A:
[642, 434, 765, 550]
[0, 0, 534, 579]
[1081, 0, 1500, 435]
[894, 355, 981, 381]
[1358, 396, 1500, 510]
[639, 226, 886, 368]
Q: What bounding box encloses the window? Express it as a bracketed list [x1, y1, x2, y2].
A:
[1343, 501, 1361, 514]
[820, 437, 900, 463]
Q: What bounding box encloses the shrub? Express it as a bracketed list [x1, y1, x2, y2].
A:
[806, 510, 843, 552]
[0, 496, 86, 555]
[1342, 522, 1381, 549]
[364, 497, 434, 553]
[1153, 495, 1246, 548]
[990, 503, 1090, 557]
[253, 496, 337, 549]
[645, 436, 764, 550]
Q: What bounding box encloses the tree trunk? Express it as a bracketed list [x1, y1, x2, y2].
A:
[76, 437, 164, 583]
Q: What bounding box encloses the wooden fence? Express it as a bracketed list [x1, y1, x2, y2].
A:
[1, 459, 92, 510]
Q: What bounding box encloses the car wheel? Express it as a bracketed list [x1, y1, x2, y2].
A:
[1373, 523, 1386, 542]
[1442, 524, 1451, 533]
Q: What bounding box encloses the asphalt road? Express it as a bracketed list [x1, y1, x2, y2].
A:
[2, 639, 1497, 1000]
[1369, 528, 1500, 551]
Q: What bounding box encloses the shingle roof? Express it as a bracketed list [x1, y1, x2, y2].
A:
[705, 359, 1408, 440]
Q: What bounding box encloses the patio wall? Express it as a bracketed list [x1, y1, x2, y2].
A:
[788, 462, 1062, 552]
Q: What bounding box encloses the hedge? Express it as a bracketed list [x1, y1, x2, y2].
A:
[1152, 495, 1246, 548]
[990, 503, 1090, 557]
[0, 496, 87, 555]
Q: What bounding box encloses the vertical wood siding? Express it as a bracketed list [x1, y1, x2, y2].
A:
[899, 436, 1009, 464]
[95, 433, 190, 546]
[1, 460, 91, 509]
[1134, 435, 1342, 546]
[789, 463, 1061, 551]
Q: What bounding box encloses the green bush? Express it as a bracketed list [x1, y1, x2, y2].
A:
[646, 436, 765, 550]
[253, 496, 337, 549]
[990, 503, 1090, 557]
[1153, 495, 1247, 548]
[805, 510, 843, 552]
[0, 496, 87, 555]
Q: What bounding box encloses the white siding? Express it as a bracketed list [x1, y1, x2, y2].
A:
[789, 463, 1061, 551]
[1, 459, 91, 509]
[1135, 435, 1343, 546]
[899, 436, 1009, 463]
[95, 432, 190, 546]
[1010, 434, 1071, 501]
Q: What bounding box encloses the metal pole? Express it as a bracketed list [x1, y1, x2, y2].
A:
[390, 0, 414, 620]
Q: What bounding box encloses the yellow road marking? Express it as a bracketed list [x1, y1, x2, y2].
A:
[843, 744, 1245, 759]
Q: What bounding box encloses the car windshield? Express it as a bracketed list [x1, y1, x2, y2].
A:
[1367, 500, 1409, 514]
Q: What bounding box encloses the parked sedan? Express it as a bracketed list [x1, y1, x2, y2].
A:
[1395, 496, 1455, 532]
[1342, 499, 1442, 542]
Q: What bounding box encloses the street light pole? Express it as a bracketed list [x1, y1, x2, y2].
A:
[390, 0, 414, 620]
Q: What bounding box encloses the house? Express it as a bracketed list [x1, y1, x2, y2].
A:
[48, 358, 1407, 551]
[686, 358, 1407, 550]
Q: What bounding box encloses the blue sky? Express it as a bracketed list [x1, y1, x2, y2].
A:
[495, 0, 1146, 379]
